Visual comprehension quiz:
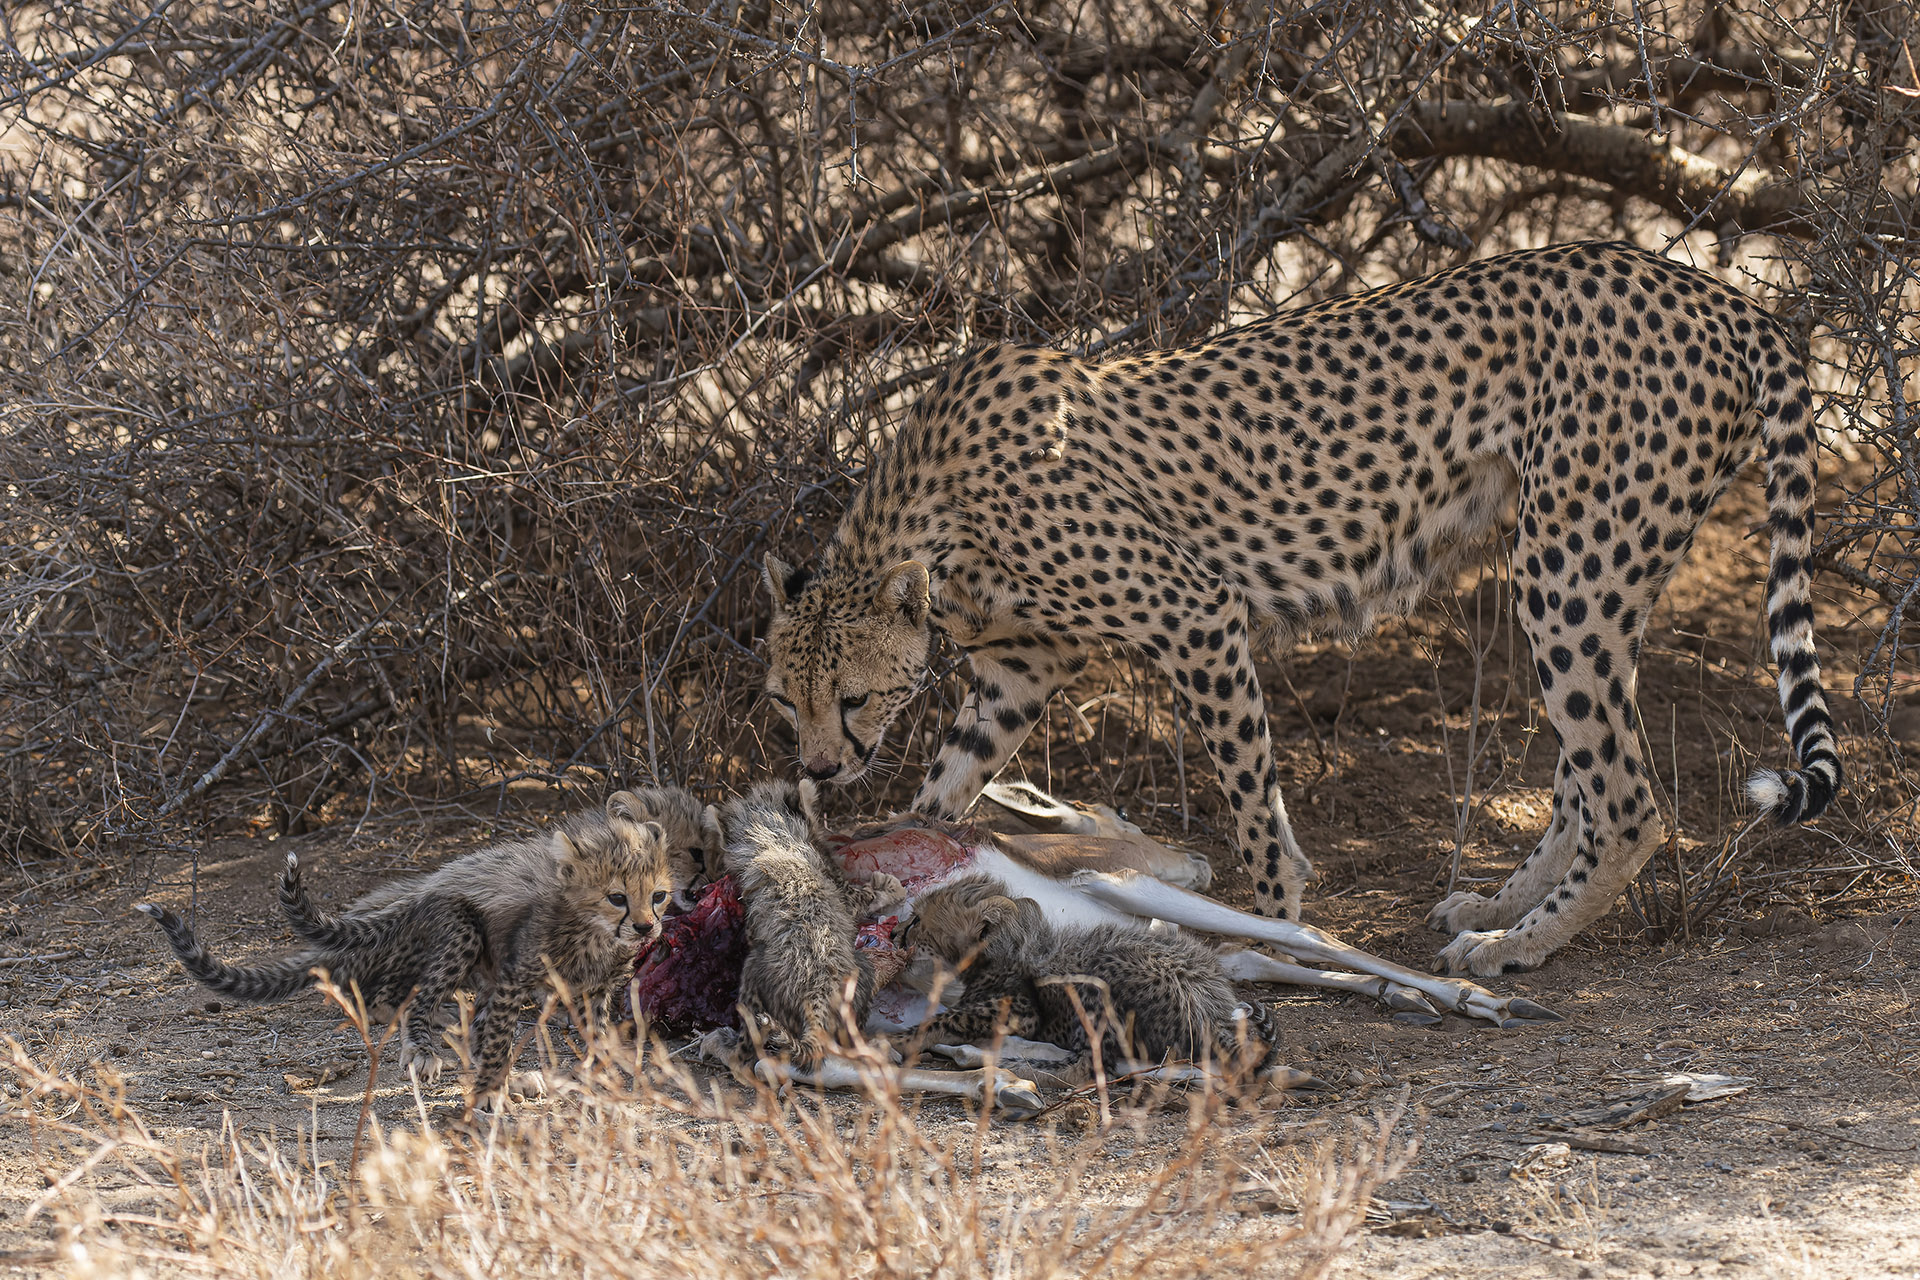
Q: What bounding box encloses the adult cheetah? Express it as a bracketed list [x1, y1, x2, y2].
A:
[761, 242, 1840, 977]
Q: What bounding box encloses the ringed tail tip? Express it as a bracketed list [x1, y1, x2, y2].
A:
[1745, 764, 1837, 826]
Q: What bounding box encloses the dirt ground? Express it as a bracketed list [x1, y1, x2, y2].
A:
[2, 481, 1917, 1278]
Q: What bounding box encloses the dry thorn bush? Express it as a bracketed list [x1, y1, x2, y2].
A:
[0, 0, 1914, 901]
[2, 1018, 1419, 1280]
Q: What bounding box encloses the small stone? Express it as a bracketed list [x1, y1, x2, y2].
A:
[204, 1000, 222, 1013]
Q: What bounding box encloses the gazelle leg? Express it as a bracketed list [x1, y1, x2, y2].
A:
[698, 1027, 1043, 1116]
[760, 1055, 1045, 1118]
[1067, 869, 1562, 1027]
[1216, 949, 1446, 1024]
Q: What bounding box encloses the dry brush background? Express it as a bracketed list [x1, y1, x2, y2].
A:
[3, 6, 1920, 1276]
[1, 0, 1916, 872]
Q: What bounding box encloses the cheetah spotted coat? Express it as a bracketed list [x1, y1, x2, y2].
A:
[763, 242, 1840, 977]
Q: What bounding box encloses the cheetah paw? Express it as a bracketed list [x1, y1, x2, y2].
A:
[1435, 928, 1547, 978]
[1426, 890, 1511, 934]
[399, 1042, 449, 1086]
[507, 1069, 558, 1100]
[864, 871, 908, 908]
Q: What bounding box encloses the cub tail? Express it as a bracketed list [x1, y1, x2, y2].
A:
[278, 852, 404, 951]
[134, 903, 323, 1003]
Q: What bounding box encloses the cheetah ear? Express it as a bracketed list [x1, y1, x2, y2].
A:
[875, 560, 930, 626]
[700, 803, 724, 847]
[554, 830, 582, 879]
[607, 789, 648, 826]
[976, 895, 1023, 934]
[764, 553, 811, 615]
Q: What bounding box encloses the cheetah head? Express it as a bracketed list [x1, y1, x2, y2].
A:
[556, 795, 675, 948]
[616, 784, 723, 910]
[897, 873, 1029, 966]
[761, 553, 932, 786]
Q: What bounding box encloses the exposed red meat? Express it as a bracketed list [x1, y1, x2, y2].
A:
[626, 821, 978, 1035]
[624, 876, 747, 1035]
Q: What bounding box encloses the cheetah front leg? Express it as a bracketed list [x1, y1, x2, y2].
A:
[912, 635, 1085, 821]
[1143, 594, 1310, 920]
[468, 966, 540, 1108]
[1428, 754, 1584, 934]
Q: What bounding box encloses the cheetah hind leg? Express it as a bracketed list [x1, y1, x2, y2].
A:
[1427, 759, 1583, 935]
[1066, 869, 1562, 1028]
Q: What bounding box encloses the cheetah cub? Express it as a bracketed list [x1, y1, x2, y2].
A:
[624, 784, 725, 905]
[706, 778, 905, 1068]
[137, 791, 674, 1105]
[900, 874, 1278, 1081]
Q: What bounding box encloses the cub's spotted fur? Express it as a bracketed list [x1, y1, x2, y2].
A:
[709, 778, 905, 1068]
[900, 874, 1277, 1078]
[762, 241, 1840, 976]
[278, 784, 714, 948]
[138, 792, 673, 1103]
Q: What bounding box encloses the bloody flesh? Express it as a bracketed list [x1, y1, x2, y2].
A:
[626, 821, 977, 1035]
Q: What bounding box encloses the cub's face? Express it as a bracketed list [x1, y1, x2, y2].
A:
[613, 785, 723, 908]
[562, 803, 675, 948]
[762, 554, 932, 786]
[897, 875, 1027, 965]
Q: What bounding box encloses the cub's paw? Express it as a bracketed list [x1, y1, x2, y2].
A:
[398, 1041, 448, 1086]
[1435, 928, 1546, 978]
[864, 872, 908, 908]
[507, 1069, 559, 1100]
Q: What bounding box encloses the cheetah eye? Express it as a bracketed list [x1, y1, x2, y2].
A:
[651, 890, 669, 907]
[767, 691, 797, 722]
[840, 692, 870, 712]
[606, 892, 628, 909]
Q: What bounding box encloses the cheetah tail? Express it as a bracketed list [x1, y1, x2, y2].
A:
[1746, 348, 1842, 824]
[278, 852, 401, 951]
[1229, 993, 1283, 1072]
[134, 903, 323, 1002]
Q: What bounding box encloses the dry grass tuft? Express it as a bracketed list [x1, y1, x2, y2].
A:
[2, 1014, 1417, 1280]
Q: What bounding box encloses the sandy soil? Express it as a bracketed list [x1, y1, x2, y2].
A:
[3, 479, 1917, 1278]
